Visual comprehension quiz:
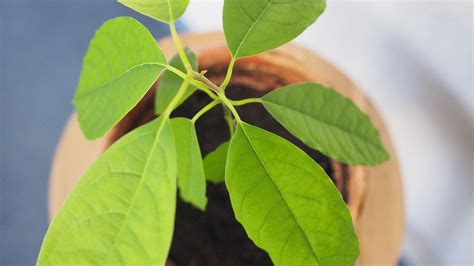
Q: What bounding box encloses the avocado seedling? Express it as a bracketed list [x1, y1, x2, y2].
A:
[38, 0, 389, 265]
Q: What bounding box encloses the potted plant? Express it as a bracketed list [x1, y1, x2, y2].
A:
[40, 0, 403, 265]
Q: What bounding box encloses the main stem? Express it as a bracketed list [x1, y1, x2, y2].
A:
[191, 72, 241, 122]
[168, 67, 218, 100]
[167, 22, 241, 130]
[217, 91, 241, 122]
[192, 71, 236, 134]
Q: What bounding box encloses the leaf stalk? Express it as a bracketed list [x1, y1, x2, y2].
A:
[220, 57, 236, 90]
[191, 99, 220, 123]
[162, 76, 192, 118]
[169, 21, 193, 73]
[230, 98, 262, 106]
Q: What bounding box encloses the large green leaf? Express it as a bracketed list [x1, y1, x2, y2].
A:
[73, 17, 168, 140]
[170, 118, 207, 210]
[118, 0, 190, 23]
[262, 83, 389, 165]
[226, 122, 359, 265]
[203, 141, 229, 184]
[155, 48, 198, 115]
[37, 117, 177, 265]
[223, 0, 326, 58]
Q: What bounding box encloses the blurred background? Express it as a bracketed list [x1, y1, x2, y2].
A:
[0, 0, 472, 265]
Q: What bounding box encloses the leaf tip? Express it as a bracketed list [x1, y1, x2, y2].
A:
[196, 198, 208, 211]
[380, 147, 391, 163]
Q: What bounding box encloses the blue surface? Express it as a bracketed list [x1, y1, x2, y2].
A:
[0, 1, 176, 264]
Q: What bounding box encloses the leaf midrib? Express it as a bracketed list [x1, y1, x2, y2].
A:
[239, 124, 321, 265]
[233, 0, 273, 58]
[262, 100, 385, 153]
[166, 0, 174, 21]
[102, 118, 168, 263]
[184, 122, 199, 198]
[186, 123, 206, 209]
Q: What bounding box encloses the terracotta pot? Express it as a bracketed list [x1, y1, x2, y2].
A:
[49, 33, 404, 265]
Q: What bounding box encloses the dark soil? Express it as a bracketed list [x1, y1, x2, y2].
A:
[164, 85, 349, 266]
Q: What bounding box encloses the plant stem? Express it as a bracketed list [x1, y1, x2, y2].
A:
[166, 65, 218, 100]
[166, 21, 238, 130]
[230, 98, 263, 106]
[162, 76, 192, 119]
[191, 70, 241, 126]
[191, 99, 220, 123]
[169, 21, 193, 72]
[165, 67, 239, 126]
[166, 53, 241, 129]
[220, 57, 236, 90]
[166, 65, 187, 79]
[192, 71, 222, 93]
[167, 25, 221, 103]
[223, 108, 235, 135]
[167, 17, 238, 127]
[217, 91, 241, 122]
[196, 86, 219, 100]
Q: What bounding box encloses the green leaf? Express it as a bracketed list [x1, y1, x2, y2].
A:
[155, 48, 198, 115]
[262, 82, 389, 165]
[226, 122, 359, 265]
[37, 117, 177, 265]
[73, 17, 168, 140]
[170, 118, 207, 210]
[223, 0, 326, 58]
[118, 0, 190, 23]
[203, 141, 229, 184]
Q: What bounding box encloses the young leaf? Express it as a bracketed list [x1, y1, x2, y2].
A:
[118, 0, 190, 23]
[170, 118, 207, 210]
[37, 117, 177, 265]
[223, 0, 326, 58]
[203, 141, 229, 184]
[73, 17, 168, 140]
[262, 82, 389, 165]
[226, 122, 359, 265]
[155, 48, 198, 115]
